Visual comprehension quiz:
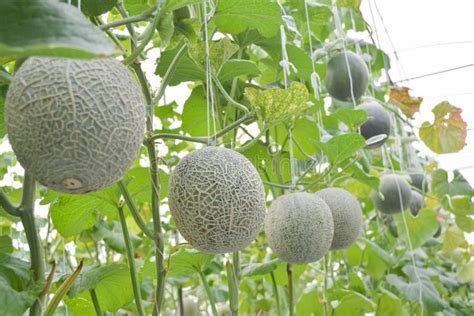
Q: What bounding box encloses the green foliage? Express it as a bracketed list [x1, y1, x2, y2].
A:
[0, 0, 471, 315]
[0, 0, 116, 58]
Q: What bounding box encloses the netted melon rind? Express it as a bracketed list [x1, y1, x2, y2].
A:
[325, 51, 369, 101]
[315, 188, 362, 250]
[265, 192, 334, 264]
[371, 174, 412, 214]
[5, 57, 145, 194]
[358, 101, 391, 149]
[168, 147, 266, 254]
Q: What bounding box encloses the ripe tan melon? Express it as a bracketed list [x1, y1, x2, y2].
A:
[315, 188, 363, 250]
[168, 147, 266, 254]
[264, 192, 333, 264]
[5, 57, 145, 194]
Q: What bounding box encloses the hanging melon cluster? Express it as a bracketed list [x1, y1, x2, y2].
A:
[5, 57, 146, 194]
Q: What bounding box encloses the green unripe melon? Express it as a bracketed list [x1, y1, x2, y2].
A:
[325, 51, 369, 101]
[371, 174, 412, 214]
[168, 147, 266, 254]
[264, 192, 334, 264]
[410, 191, 424, 217]
[61, 0, 117, 16]
[358, 101, 391, 149]
[410, 173, 429, 192]
[5, 57, 145, 194]
[315, 188, 362, 250]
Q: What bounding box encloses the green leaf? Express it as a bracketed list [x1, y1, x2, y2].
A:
[189, 38, 239, 73]
[181, 86, 216, 136]
[393, 208, 439, 249]
[69, 264, 134, 312]
[0, 84, 7, 138]
[331, 107, 368, 129]
[432, 169, 473, 198]
[162, 0, 202, 13]
[62, 0, 117, 16]
[155, 45, 205, 86]
[92, 222, 141, 254]
[419, 101, 467, 154]
[455, 215, 474, 233]
[157, 12, 175, 47]
[377, 289, 403, 316]
[442, 225, 467, 252]
[64, 292, 96, 316]
[333, 290, 375, 316]
[214, 0, 282, 38]
[51, 197, 98, 238]
[168, 248, 214, 278]
[348, 163, 380, 191]
[0, 0, 116, 58]
[245, 82, 310, 128]
[297, 291, 325, 316]
[218, 60, 260, 82]
[124, 0, 151, 16]
[124, 166, 169, 203]
[457, 261, 474, 283]
[0, 253, 44, 316]
[321, 133, 366, 166]
[241, 259, 280, 277]
[336, 0, 362, 10]
[0, 236, 13, 253]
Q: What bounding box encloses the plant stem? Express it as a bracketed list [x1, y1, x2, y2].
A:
[198, 269, 218, 316]
[270, 271, 282, 316]
[117, 205, 145, 316]
[178, 287, 184, 316]
[90, 289, 102, 316]
[287, 263, 294, 316]
[0, 190, 21, 217]
[19, 173, 45, 316]
[212, 74, 250, 114]
[226, 261, 238, 316]
[117, 181, 155, 239]
[100, 5, 157, 30]
[323, 255, 329, 316]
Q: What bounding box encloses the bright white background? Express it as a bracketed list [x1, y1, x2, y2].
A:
[360, 0, 474, 185]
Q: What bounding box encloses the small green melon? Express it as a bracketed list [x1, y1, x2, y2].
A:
[410, 173, 430, 192]
[168, 147, 266, 254]
[5, 57, 145, 194]
[410, 191, 424, 217]
[315, 188, 362, 250]
[358, 101, 391, 149]
[265, 192, 333, 264]
[325, 51, 369, 101]
[371, 174, 412, 214]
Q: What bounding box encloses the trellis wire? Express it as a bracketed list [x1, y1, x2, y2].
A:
[303, 1, 322, 100]
[331, 2, 357, 107]
[382, 146, 424, 315]
[202, 0, 218, 145]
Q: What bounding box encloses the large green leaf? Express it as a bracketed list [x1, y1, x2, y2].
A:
[419, 101, 467, 154]
[245, 82, 310, 128]
[167, 248, 214, 278]
[0, 236, 13, 253]
[218, 59, 260, 82]
[0, 0, 116, 58]
[377, 289, 403, 316]
[0, 253, 44, 316]
[62, 0, 117, 16]
[69, 264, 134, 312]
[241, 259, 280, 277]
[393, 208, 439, 249]
[181, 86, 217, 136]
[442, 225, 467, 252]
[431, 169, 473, 198]
[336, 0, 362, 10]
[321, 133, 366, 166]
[51, 196, 98, 238]
[91, 222, 141, 254]
[333, 290, 375, 316]
[155, 45, 205, 86]
[213, 0, 282, 38]
[162, 0, 202, 13]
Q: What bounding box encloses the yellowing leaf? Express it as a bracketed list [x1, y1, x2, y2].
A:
[244, 82, 310, 127]
[419, 101, 467, 154]
[389, 86, 422, 119]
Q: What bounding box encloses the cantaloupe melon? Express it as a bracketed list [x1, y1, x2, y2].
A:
[358, 101, 391, 149]
[315, 188, 362, 250]
[410, 173, 429, 193]
[168, 147, 266, 254]
[410, 191, 424, 217]
[371, 174, 412, 214]
[325, 51, 369, 102]
[264, 192, 333, 264]
[5, 57, 145, 194]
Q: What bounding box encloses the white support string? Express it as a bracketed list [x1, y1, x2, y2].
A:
[331, 2, 357, 107]
[382, 146, 424, 315]
[303, 0, 322, 100]
[202, 0, 217, 145]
